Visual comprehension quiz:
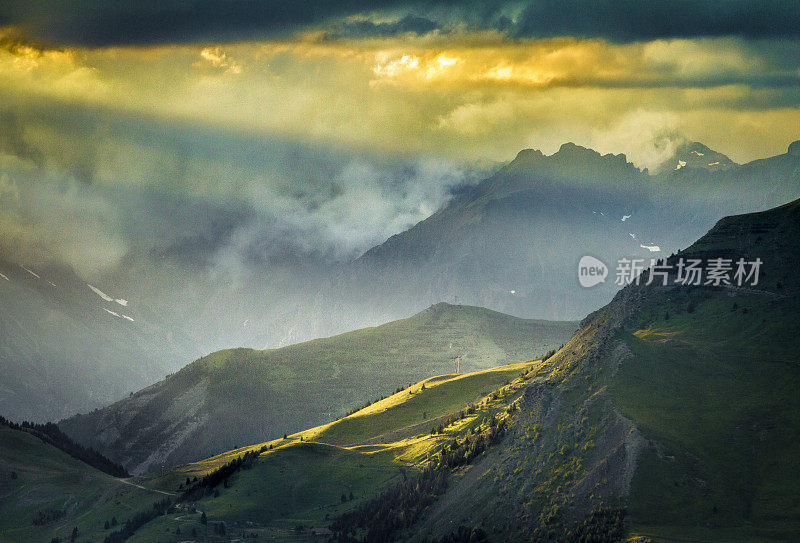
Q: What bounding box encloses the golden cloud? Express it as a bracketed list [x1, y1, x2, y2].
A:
[0, 28, 797, 166]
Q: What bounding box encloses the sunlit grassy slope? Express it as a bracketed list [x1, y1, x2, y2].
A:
[127, 357, 543, 541]
[0, 424, 163, 543]
[61, 303, 575, 474]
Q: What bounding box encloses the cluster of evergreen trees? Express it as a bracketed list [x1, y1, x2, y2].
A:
[331, 462, 448, 542]
[431, 526, 488, 542]
[343, 384, 412, 418]
[32, 508, 65, 526]
[561, 507, 626, 543]
[180, 446, 265, 502]
[103, 498, 172, 543]
[542, 348, 559, 362]
[0, 415, 128, 477]
[96, 444, 267, 542]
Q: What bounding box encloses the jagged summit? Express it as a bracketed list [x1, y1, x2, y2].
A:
[503, 142, 638, 182]
[509, 142, 630, 167]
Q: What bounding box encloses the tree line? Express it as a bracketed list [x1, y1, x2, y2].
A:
[0, 415, 129, 477]
[330, 415, 507, 542]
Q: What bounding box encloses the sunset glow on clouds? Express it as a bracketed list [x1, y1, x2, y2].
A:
[0, 1, 799, 276]
[2, 29, 799, 165]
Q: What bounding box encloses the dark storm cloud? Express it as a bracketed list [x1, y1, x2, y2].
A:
[512, 0, 800, 42]
[2, 1, 800, 46]
[325, 14, 442, 39]
[0, 0, 455, 46]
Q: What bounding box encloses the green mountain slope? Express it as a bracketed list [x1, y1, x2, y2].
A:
[0, 421, 167, 543]
[61, 303, 576, 475]
[407, 198, 800, 541]
[93, 359, 543, 542]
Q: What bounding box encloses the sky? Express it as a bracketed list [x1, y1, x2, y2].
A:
[1, 1, 799, 277]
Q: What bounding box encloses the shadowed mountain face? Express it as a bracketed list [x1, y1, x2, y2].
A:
[0, 258, 198, 422]
[59, 303, 576, 475]
[287, 144, 660, 341]
[0, 250, 334, 422]
[292, 141, 800, 342]
[409, 198, 800, 541]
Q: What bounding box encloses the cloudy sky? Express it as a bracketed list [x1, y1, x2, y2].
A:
[1, 1, 799, 277]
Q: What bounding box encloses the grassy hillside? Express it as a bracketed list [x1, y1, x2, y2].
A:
[83, 358, 544, 542]
[0, 422, 169, 543]
[609, 198, 800, 541]
[404, 198, 800, 541]
[60, 303, 575, 475]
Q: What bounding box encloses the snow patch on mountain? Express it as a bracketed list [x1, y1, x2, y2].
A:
[88, 284, 114, 302]
[102, 307, 135, 322]
[21, 265, 40, 279]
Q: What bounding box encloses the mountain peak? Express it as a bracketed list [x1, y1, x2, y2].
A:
[508, 148, 546, 169]
[788, 140, 800, 156]
[556, 141, 594, 155]
[503, 142, 635, 180]
[657, 141, 736, 174]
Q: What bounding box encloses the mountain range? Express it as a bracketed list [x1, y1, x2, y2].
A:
[294, 139, 800, 341]
[2, 139, 799, 425]
[0, 258, 198, 421]
[3, 195, 798, 542]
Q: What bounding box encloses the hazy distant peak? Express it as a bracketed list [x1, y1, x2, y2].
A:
[423, 301, 459, 312]
[555, 141, 598, 157]
[414, 302, 489, 320]
[657, 141, 736, 174]
[503, 149, 547, 175]
[503, 142, 637, 182]
[512, 148, 545, 162]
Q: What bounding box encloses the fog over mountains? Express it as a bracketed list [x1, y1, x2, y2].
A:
[1, 139, 799, 422]
[290, 139, 800, 341]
